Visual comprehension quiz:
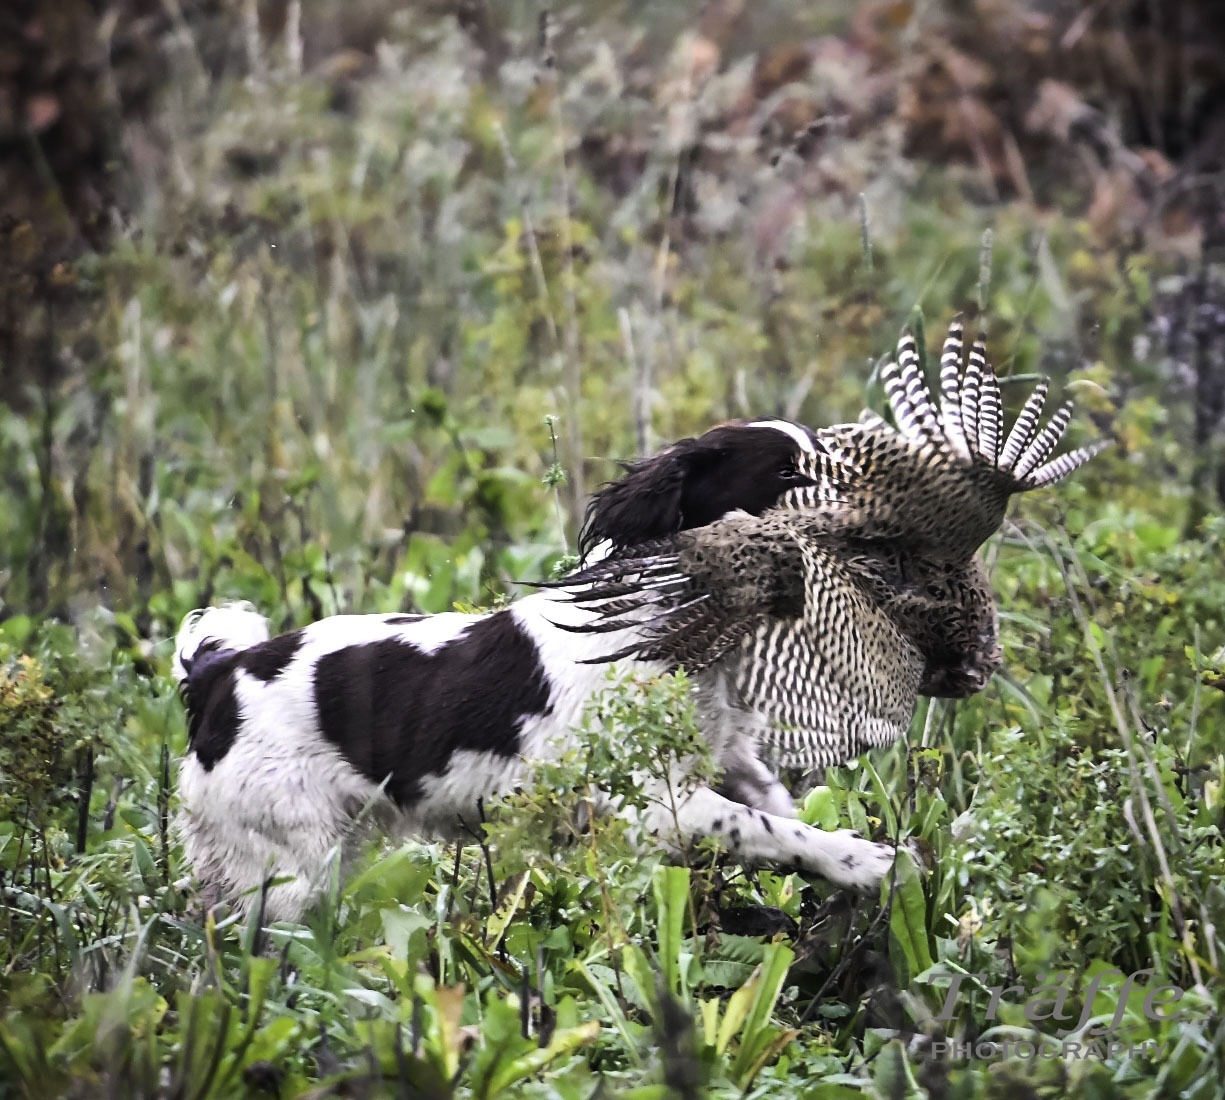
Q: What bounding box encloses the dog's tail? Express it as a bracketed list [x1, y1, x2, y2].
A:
[172, 602, 272, 686]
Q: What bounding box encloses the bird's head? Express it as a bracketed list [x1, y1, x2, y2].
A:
[920, 639, 1002, 698]
[580, 419, 839, 560]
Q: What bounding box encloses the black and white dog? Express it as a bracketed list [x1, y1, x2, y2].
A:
[173, 420, 895, 921]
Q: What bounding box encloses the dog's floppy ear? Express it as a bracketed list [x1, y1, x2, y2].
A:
[579, 437, 724, 559]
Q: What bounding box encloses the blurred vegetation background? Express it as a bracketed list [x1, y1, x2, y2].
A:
[1, 1, 1224, 1096]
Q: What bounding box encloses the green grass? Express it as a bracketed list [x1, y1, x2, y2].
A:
[2, 3, 1224, 1096]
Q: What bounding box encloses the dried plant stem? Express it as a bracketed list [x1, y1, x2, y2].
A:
[241, 0, 262, 79]
[492, 124, 561, 354]
[284, 0, 303, 75]
[619, 307, 652, 458]
[634, 152, 684, 452]
[544, 415, 569, 554]
[978, 229, 994, 313]
[858, 193, 873, 276]
[530, 12, 584, 520]
[550, 89, 584, 521]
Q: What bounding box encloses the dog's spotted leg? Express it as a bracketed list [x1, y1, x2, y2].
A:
[640, 783, 894, 891]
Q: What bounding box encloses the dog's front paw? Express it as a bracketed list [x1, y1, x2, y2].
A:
[820, 830, 896, 891]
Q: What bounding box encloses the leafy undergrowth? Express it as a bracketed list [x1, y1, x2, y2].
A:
[3, 2, 1225, 1097]
[2, 500, 1224, 1098]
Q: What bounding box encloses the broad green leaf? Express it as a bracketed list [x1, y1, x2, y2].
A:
[887, 851, 933, 986]
[380, 907, 432, 962]
[729, 943, 794, 1083]
[652, 865, 690, 998]
[715, 966, 760, 1055]
[485, 868, 532, 952]
[860, 757, 896, 836]
[800, 785, 840, 829]
[484, 1019, 600, 1095]
[573, 961, 642, 1064]
[871, 1038, 924, 1099]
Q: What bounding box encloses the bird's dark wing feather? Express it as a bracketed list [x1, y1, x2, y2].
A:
[550, 511, 802, 669]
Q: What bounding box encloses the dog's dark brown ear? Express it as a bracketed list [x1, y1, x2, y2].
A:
[579, 438, 722, 559]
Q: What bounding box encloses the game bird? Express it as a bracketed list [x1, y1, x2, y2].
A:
[564, 315, 1109, 769]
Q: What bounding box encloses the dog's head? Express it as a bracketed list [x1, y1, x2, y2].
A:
[579, 419, 825, 559]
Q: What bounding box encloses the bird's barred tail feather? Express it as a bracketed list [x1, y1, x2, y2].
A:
[880, 314, 1110, 490]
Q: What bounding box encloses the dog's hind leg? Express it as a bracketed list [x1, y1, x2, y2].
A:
[177, 753, 359, 923]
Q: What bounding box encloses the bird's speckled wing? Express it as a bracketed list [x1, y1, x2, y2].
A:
[781, 317, 1110, 560]
[553, 510, 924, 767]
[734, 530, 923, 769]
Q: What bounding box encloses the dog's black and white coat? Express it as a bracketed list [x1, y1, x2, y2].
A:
[174, 420, 895, 922]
